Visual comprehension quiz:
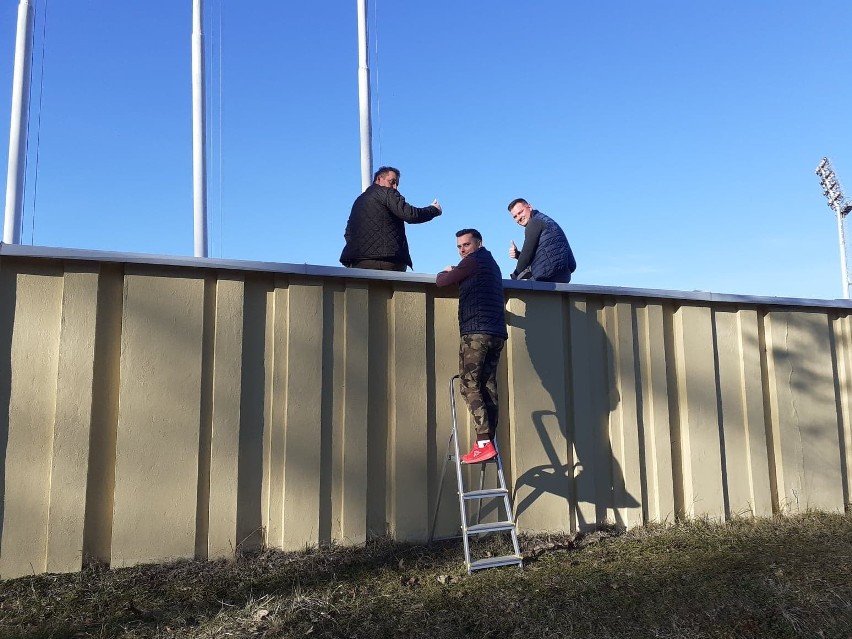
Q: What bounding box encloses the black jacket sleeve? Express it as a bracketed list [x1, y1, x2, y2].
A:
[383, 189, 441, 224]
[513, 215, 545, 276]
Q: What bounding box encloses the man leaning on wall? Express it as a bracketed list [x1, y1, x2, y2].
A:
[436, 228, 508, 463]
[339, 166, 443, 272]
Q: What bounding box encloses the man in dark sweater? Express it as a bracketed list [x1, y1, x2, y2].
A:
[340, 166, 442, 271]
[508, 198, 576, 283]
[436, 229, 508, 463]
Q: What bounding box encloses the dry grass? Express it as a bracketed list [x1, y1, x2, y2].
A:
[0, 511, 850, 638]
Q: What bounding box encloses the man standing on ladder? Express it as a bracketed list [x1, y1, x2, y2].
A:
[436, 229, 508, 463]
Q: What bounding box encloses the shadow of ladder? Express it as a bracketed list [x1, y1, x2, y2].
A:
[429, 375, 523, 574]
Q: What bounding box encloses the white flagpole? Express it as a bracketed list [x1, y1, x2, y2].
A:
[356, 0, 373, 191]
[3, 0, 35, 245]
[192, 0, 209, 257]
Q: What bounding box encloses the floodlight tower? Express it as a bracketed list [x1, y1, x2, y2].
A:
[816, 157, 852, 299]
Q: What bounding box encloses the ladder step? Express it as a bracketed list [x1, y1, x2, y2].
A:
[465, 521, 515, 535]
[463, 488, 508, 500]
[469, 554, 523, 572]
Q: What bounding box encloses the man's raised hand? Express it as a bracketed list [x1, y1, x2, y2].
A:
[509, 240, 520, 259]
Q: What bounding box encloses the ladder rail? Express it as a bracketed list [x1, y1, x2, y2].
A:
[494, 442, 522, 558]
[448, 375, 473, 569]
[428, 423, 455, 544]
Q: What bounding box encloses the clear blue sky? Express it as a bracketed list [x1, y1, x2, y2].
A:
[2, 1, 852, 299]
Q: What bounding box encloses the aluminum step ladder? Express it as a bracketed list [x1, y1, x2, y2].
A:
[429, 375, 523, 574]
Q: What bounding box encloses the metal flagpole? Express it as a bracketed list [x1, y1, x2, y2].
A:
[3, 0, 35, 245]
[356, 0, 373, 191]
[192, 0, 209, 257]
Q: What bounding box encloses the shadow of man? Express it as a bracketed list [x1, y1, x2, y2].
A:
[507, 294, 641, 532]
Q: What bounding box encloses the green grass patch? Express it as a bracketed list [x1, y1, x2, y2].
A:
[0, 512, 850, 638]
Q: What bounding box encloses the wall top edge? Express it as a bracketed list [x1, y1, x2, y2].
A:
[2, 242, 850, 310]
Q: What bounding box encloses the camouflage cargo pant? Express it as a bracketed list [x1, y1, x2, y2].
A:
[459, 333, 505, 437]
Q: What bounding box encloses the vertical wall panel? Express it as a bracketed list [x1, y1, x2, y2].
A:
[569, 297, 611, 531]
[508, 293, 570, 532]
[490, 300, 516, 527]
[431, 295, 463, 539]
[715, 309, 745, 517]
[234, 277, 268, 551]
[635, 303, 675, 522]
[330, 287, 346, 541]
[280, 281, 324, 548]
[366, 286, 390, 537]
[389, 287, 429, 541]
[195, 277, 216, 559]
[716, 309, 772, 517]
[607, 302, 644, 528]
[207, 276, 245, 558]
[46, 269, 100, 573]
[338, 284, 369, 544]
[832, 313, 852, 507]
[0, 265, 63, 578]
[82, 264, 123, 566]
[111, 270, 204, 567]
[673, 305, 725, 518]
[765, 311, 844, 513]
[737, 310, 773, 517]
[267, 283, 289, 547]
[259, 283, 277, 547]
[0, 262, 12, 553]
[319, 285, 337, 542]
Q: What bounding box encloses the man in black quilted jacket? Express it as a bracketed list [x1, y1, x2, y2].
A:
[339, 166, 442, 271]
[436, 229, 508, 464]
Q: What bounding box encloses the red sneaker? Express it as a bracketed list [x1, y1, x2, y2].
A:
[461, 441, 497, 464]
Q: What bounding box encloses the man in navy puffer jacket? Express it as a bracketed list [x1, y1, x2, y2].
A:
[507, 198, 576, 283]
[436, 229, 508, 464]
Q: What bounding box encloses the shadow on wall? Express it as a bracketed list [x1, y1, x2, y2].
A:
[509, 299, 640, 531]
[0, 267, 15, 545]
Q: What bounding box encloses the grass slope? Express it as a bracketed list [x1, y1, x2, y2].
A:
[0, 512, 850, 638]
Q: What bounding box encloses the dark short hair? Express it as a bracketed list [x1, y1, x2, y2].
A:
[373, 166, 400, 182]
[456, 228, 482, 241]
[507, 198, 529, 211]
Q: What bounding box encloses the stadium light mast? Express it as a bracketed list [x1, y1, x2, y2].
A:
[816, 157, 852, 299]
[3, 0, 35, 245]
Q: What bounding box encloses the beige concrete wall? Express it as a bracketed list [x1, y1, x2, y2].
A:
[0, 263, 64, 577]
[111, 268, 206, 567]
[47, 269, 100, 573]
[0, 252, 850, 578]
[507, 293, 571, 533]
[764, 311, 846, 513]
[673, 305, 725, 519]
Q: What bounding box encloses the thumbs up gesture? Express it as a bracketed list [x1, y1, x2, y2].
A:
[509, 240, 520, 260]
